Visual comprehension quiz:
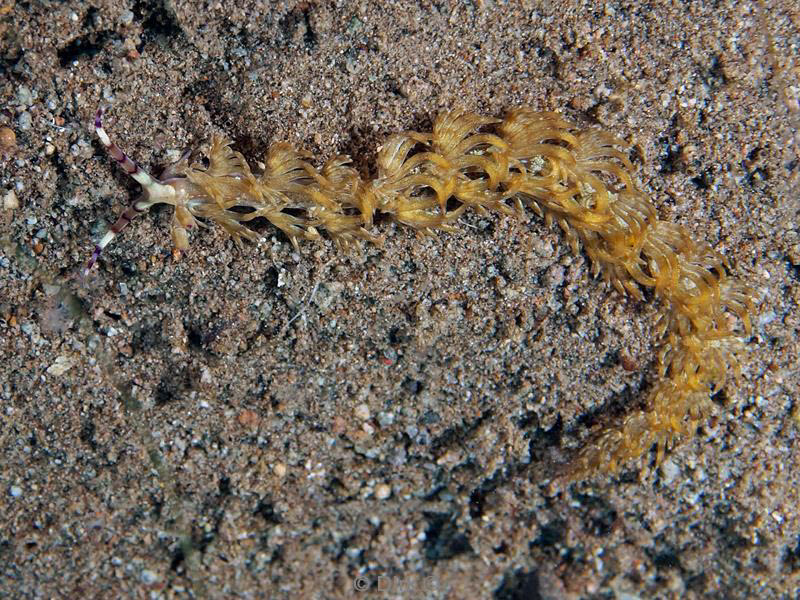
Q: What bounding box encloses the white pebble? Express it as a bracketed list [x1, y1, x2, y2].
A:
[9, 485, 22, 498]
[17, 112, 31, 131]
[2, 189, 18, 210]
[16, 86, 33, 106]
[277, 269, 288, 287]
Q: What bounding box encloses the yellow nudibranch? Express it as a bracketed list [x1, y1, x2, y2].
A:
[88, 106, 755, 478]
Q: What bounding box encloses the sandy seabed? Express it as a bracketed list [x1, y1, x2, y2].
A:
[1, 1, 799, 598]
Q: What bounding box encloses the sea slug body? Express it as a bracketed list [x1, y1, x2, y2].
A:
[88, 106, 755, 478]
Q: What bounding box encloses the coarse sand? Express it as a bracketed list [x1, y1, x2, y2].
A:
[1, 1, 799, 598]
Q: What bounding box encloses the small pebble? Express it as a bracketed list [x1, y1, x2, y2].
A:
[44, 142, 55, 156]
[0, 126, 16, 152]
[9, 485, 22, 498]
[273, 462, 287, 477]
[140, 569, 158, 584]
[345, 547, 362, 560]
[2, 189, 18, 210]
[377, 411, 395, 427]
[16, 85, 32, 106]
[17, 112, 31, 131]
[47, 356, 75, 376]
[237, 409, 259, 428]
[120, 9, 134, 24]
[87, 335, 99, 351]
[277, 270, 287, 287]
[375, 483, 392, 500]
[354, 403, 370, 420]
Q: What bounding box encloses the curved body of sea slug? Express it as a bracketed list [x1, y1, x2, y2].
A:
[87, 106, 755, 478]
